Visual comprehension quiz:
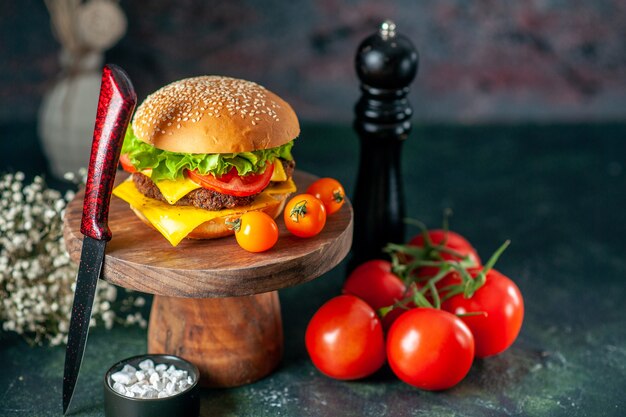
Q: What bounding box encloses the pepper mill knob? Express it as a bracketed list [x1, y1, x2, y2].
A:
[349, 21, 419, 272]
[355, 20, 419, 91]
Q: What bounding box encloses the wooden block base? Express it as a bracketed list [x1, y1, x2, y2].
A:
[147, 291, 283, 387]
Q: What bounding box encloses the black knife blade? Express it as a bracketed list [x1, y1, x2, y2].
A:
[62, 237, 106, 413]
[62, 64, 136, 415]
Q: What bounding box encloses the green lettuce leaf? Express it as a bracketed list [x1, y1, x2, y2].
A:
[121, 127, 294, 182]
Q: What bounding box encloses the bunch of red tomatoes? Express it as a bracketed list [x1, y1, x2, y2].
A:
[305, 229, 525, 390]
[232, 178, 346, 252]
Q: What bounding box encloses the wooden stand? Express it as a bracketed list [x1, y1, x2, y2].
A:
[148, 293, 283, 387]
[63, 171, 353, 387]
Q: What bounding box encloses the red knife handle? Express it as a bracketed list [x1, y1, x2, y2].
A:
[80, 64, 137, 241]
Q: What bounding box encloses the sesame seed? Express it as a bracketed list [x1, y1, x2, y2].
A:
[130, 75, 287, 137]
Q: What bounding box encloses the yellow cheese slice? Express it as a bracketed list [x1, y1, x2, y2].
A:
[265, 179, 297, 195]
[270, 160, 288, 182]
[155, 178, 202, 205]
[112, 178, 297, 247]
[140, 170, 202, 205]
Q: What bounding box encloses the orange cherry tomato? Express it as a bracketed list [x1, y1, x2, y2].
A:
[284, 194, 326, 238]
[307, 178, 345, 215]
[232, 211, 278, 253]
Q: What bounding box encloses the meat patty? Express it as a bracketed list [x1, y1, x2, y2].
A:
[133, 158, 295, 211]
[133, 173, 256, 211]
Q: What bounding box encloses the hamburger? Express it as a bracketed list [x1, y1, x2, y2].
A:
[112, 76, 299, 246]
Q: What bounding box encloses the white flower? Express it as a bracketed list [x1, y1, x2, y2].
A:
[0, 171, 146, 345]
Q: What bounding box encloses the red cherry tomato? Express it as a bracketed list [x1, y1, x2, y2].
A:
[387, 308, 475, 390]
[119, 153, 137, 173]
[343, 260, 406, 310]
[186, 162, 274, 197]
[307, 177, 346, 215]
[305, 295, 386, 380]
[442, 269, 524, 358]
[284, 194, 327, 238]
[410, 229, 481, 267]
[342, 260, 409, 330]
[232, 211, 278, 253]
[409, 230, 482, 283]
[380, 302, 415, 331]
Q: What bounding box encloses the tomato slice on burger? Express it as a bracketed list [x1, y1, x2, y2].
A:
[187, 162, 275, 197]
[119, 153, 137, 173]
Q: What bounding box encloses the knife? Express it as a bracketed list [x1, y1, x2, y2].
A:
[63, 64, 136, 415]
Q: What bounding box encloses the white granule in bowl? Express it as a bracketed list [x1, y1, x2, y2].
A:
[109, 359, 195, 399]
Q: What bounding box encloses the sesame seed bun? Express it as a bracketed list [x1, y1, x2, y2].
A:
[129, 192, 289, 240]
[131, 76, 300, 154]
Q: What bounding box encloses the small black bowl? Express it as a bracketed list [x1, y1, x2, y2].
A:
[104, 354, 200, 417]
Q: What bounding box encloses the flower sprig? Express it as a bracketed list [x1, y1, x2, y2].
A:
[0, 171, 146, 346]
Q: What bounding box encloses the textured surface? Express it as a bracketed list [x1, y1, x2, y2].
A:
[2, 0, 626, 124]
[1, 122, 626, 416]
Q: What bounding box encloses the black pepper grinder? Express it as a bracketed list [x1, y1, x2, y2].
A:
[349, 20, 419, 271]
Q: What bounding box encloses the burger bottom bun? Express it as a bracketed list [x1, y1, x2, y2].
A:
[130, 192, 289, 241]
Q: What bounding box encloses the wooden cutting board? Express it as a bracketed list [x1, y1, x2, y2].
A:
[63, 170, 353, 298]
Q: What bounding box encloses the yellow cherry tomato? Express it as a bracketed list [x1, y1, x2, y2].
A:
[284, 194, 327, 238]
[232, 211, 278, 252]
[307, 178, 346, 215]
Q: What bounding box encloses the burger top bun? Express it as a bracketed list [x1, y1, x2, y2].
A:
[131, 76, 300, 154]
